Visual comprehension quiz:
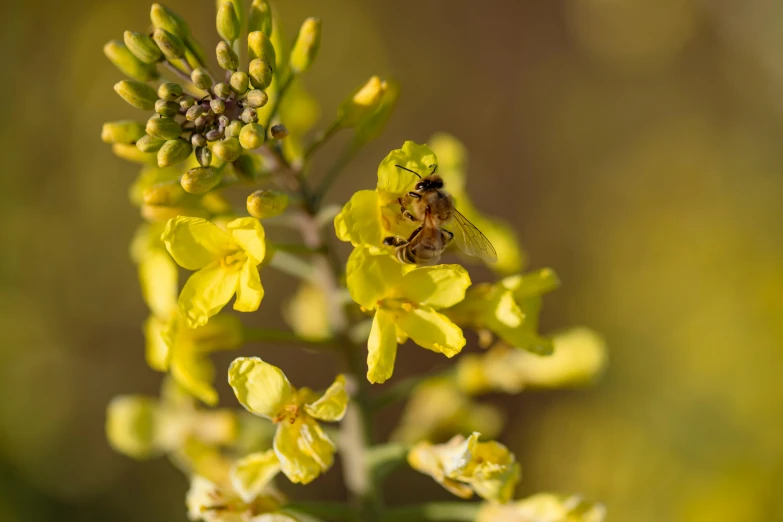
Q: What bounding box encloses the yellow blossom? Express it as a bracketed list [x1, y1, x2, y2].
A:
[477, 493, 606, 522]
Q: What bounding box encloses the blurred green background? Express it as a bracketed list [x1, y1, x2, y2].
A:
[2, 0, 782, 520]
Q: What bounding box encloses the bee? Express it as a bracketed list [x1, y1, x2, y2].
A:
[383, 164, 498, 265]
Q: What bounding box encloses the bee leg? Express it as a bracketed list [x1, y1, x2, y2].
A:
[407, 192, 422, 199]
[397, 197, 418, 222]
[407, 226, 423, 242]
[384, 236, 408, 247]
[441, 228, 454, 245]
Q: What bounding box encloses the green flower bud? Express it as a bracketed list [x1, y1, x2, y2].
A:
[269, 123, 288, 139]
[114, 80, 158, 110]
[225, 119, 244, 138]
[230, 71, 250, 94]
[216, 41, 239, 71]
[157, 138, 192, 167]
[248, 59, 273, 90]
[213, 137, 242, 162]
[181, 166, 221, 194]
[153, 28, 185, 61]
[137, 134, 166, 152]
[248, 0, 272, 35]
[155, 99, 180, 117]
[247, 31, 276, 65]
[337, 76, 386, 128]
[246, 89, 268, 108]
[158, 82, 183, 101]
[191, 133, 207, 147]
[240, 107, 258, 124]
[186, 104, 207, 121]
[196, 146, 212, 167]
[106, 396, 160, 460]
[191, 68, 213, 90]
[194, 115, 209, 128]
[112, 143, 157, 164]
[143, 181, 185, 206]
[205, 128, 224, 141]
[103, 40, 159, 81]
[180, 95, 195, 109]
[101, 120, 146, 144]
[239, 122, 265, 149]
[213, 82, 231, 99]
[354, 78, 400, 144]
[247, 189, 288, 219]
[218, 115, 230, 127]
[210, 98, 226, 114]
[216, 1, 240, 42]
[146, 116, 182, 140]
[123, 31, 162, 64]
[290, 18, 321, 74]
[232, 153, 263, 182]
[150, 3, 190, 39]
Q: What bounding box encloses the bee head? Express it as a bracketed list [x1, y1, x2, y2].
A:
[415, 175, 444, 192]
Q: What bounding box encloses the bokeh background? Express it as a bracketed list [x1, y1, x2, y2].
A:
[2, 0, 782, 520]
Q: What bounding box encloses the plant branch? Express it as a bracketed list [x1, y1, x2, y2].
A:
[282, 501, 357, 522]
[266, 73, 295, 126]
[312, 140, 361, 210]
[304, 120, 342, 160]
[380, 502, 482, 522]
[243, 327, 333, 347]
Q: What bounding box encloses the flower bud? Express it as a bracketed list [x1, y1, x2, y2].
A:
[191, 68, 213, 90]
[248, 0, 273, 35]
[248, 59, 273, 90]
[206, 128, 224, 141]
[153, 28, 185, 61]
[157, 138, 192, 167]
[158, 82, 183, 101]
[269, 124, 288, 139]
[215, 41, 239, 72]
[239, 122, 265, 149]
[181, 166, 221, 194]
[114, 80, 158, 110]
[230, 71, 250, 94]
[213, 137, 242, 162]
[186, 104, 206, 122]
[338, 76, 386, 128]
[143, 181, 185, 206]
[137, 134, 166, 152]
[248, 31, 276, 65]
[245, 89, 268, 108]
[218, 115, 230, 128]
[101, 120, 146, 144]
[247, 189, 288, 219]
[106, 396, 160, 460]
[194, 115, 209, 128]
[213, 83, 231, 100]
[146, 116, 182, 140]
[191, 133, 207, 147]
[290, 17, 321, 74]
[155, 99, 180, 117]
[225, 119, 244, 138]
[210, 98, 226, 114]
[240, 107, 258, 124]
[112, 143, 157, 164]
[103, 40, 159, 81]
[184, 38, 207, 69]
[180, 95, 195, 109]
[216, 1, 240, 42]
[232, 153, 263, 182]
[354, 78, 399, 144]
[150, 3, 190, 39]
[123, 31, 162, 64]
[196, 146, 212, 167]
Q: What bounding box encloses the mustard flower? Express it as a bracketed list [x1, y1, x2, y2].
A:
[476, 493, 606, 522]
[346, 247, 471, 383]
[408, 432, 521, 503]
[162, 216, 267, 328]
[228, 357, 348, 484]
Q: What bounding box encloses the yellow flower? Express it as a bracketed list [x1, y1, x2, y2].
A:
[228, 357, 348, 484]
[456, 328, 608, 395]
[408, 432, 521, 503]
[346, 247, 471, 383]
[476, 493, 606, 522]
[162, 216, 267, 328]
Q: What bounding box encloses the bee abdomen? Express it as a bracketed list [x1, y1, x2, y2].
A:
[396, 245, 417, 264]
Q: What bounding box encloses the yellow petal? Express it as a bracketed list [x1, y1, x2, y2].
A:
[334, 190, 384, 247]
[178, 262, 240, 328]
[346, 247, 405, 309]
[138, 248, 178, 318]
[395, 307, 465, 357]
[228, 217, 267, 262]
[184, 313, 244, 353]
[394, 264, 471, 308]
[377, 141, 437, 193]
[304, 374, 348, 422]
[274, 416, 335, 484]
[228, 357, 293, 419]
[106, 395, 160, 460]
[234, 259, 264, 312]
[162, 216, 234, 270]
[170, 338, 219, 406]
[229, 449, 281, 503]
[366, 310, 398, 384]
[143, 315, 171, 372]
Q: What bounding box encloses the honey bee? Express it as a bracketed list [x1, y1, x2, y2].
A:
[383, 164, 498, 265]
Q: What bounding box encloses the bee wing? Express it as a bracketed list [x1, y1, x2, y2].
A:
[450, 208, 498, 263]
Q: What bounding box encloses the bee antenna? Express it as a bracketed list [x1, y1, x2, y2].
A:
[428, 164, 438, 175]
[395, 164, 421, 179]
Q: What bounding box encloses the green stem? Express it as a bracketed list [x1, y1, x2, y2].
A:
[304, 120, 342, 160]
[243, 327, 332, 347]
[367, 443, 408, 481]
[267, 250, 317, 282]
[371, 370, 452, 412]
[272, 242, 324, 255]
[381, 502, 482, 522]
[282, 501, 357, 521]
[266, 73, 295, 126]
[312, 140, 361, 210]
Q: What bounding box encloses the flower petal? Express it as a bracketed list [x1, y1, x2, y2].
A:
[230, 449, 281, 503]
[274, 416, 335, 484]
[304, 374, 348, 422]
[228, 217, 267, 262]
[346, 247, 405, 310]
[334, 190, 384, 247]
[138, 249, 178, 319]
[395, 264, 471, 309]
[143, 315, 171, 372]
[178, 262, 240, 328]
[234, 259, 264, 312]
[162, 216, 234, 270]
[366, 310, 398, 384]
[170, 337, 219, 406]
[228, 357, 293, 420]
[377, 141, 438, 193]
[395, 307, 465, 357]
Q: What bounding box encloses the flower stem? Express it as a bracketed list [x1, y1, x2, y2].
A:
[266, 73, 294, 126]
[243, 327, 332, 347]
[312, 140, 361, 210]
[367, 443, 408, 481]
[304, 120, 341, 160]
[380, 502, 482, 522]
[282, 501, 357, 521]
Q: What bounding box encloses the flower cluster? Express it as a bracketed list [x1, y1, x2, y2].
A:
[102, 3, 606, 522]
